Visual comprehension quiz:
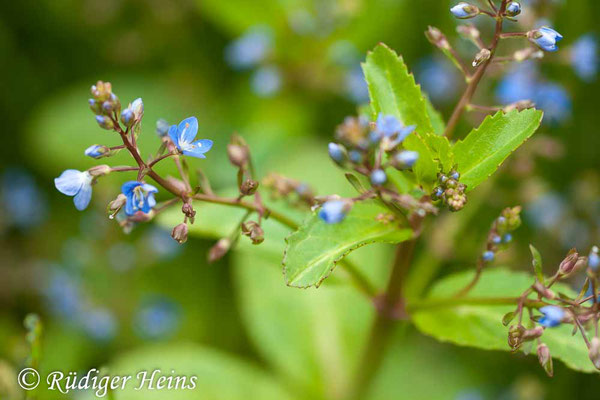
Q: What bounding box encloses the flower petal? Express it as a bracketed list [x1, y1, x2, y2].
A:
[121, 181, 140, 196]
[141, 183, 158, 194]
[178, 117, 198, 144]
[168, 125, 179, 148]
[55, 169, 85, 196]
[73, 183, 92, 210]
[183, 139, 213, 158]
[124, 193, 135, 216]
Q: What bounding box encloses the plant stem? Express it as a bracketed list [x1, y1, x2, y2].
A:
[444, 1, 508, 139]
[408, 296, 546, 312]
[349, 239, 416, 400]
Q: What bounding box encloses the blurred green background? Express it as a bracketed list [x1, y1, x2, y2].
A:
[1, 0, 600, 399]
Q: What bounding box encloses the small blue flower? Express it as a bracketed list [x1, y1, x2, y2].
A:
[502, 233, 513, 243]
[81, 308, 117, 342]
[394, 150, 419, 169]
[370, 169, 387, 185]
[121, 181, 158, 216]
[505, 1, 521, 17]
[570, 34, 598, 81]
[450, 2, 479, 19]
[345, 66, 369, 104]
[538, 305, 565, 328]
[319, 200, 349, 224]
[251, 65, 282, 97]
[482, 250, 495, 262]
[225, 25, 272, 70]
[589, 246, 600, 270]
[54, 169, 93, 211]
[121, 108, 134, 126]
[328, 143, 345, 163]
[534, 83, 571, 125]
[373, 113, 416, 145]
[529, 27, 563, 52]
[349, 150, 363, 163]
[95, 115, 113, 130]
[134, 297, 180, 340]
[168, 117, 213, 158]
[449, 171, 460, 181]
[416, 56, 460, 104]
[84, 144, 109, 159]
[491, 235, 502, 245]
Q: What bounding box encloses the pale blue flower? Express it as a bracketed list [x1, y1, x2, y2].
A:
[530, 27, 563, 52]
[134, 297, 180, 340]
[538, 305, 564, 327]
[121, 181, 158, 216]
[251, 65, 282, 97]
[168, 117, 213, 158]
[571, 34, 598, 81]
[370, 169, 387, 185]
[225, 26, 272, 70]
[319, 200, 349, 224]
[54, 169, 93, 211]
[450, 2, 479, 19]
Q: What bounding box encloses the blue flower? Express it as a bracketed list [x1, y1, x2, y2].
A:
[482, 250, 495, 262]
[370, 169, 387, 185]
[168, 117, 213, 158]
[534, 83, 571, 125]
[570, 34, 598, 81]
[538, 305, 565, 328]
[345, 66, 369, 104]
[54, 169, 93, 211]
[529, 27, 563, 52]
[81, 308, 117, 342]
[121, 181, 158, 216]
[319, 200, 349, 224]
[1, 168, 47, 229]
[589, 246, 600, 270]
[328, 143, 345, 163]
[225, 25, 272, 70]
[372, 113, 416, 145]
[134, 297, 180, 340]
[349, 150, 363, 163]
[394, 150, 419, 169]
[505, 1, 521, 17]
[450, 2, 479, 19]
[251, 65, 282, 97]
[502, 233, 513, 243]
[121, 108, 134, 126]
[84, 144, 109, 159]
[416, 56, 459, 104]
[156, 119, 170, 137]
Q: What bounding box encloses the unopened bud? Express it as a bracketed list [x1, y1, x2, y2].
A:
[450, 2, 480, 19]
[533, 281, 556, 300]
[508, 325, 526, 351]
[156, 119, 170, 137]
[456, 24, 480, 40]
[108, 193, 127, 212]
[241, 221, 264, 245]
[121, 108, 135, 127]
[523, 326, 544, 340]
[90, 81, 112, 102]
[559, 250, 579, 275]
[537, 343, 553, 377]
[425, 26, 450, 50]
[208, 239, 231, 263]
[503, 100, 535, 112]
[589, 337, 600, 370]
[182, 202, 196, 220]
[165, 176, 188, 195]
[171, 223, 188, 244]
[88, 164, 111, 177]
[240, 179, 259, 196]
[129, 210, 152, 222]
[95, 115, 114, 130]
[472, 48, 491, 67]
[227, 144, 249, 168]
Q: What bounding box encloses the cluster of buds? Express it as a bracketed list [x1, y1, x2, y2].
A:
[89, 81, 121, 130]
[262, 173, 315, 207]
[508, 325, 543, 352]
[479, 206, 522, 263]
[432, 170, 467, 212]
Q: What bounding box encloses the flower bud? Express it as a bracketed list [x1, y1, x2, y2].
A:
[240, 179, 259, 196]
[508, 325, 526, 351]
[156, 119, 170, 137]
[533, 281, 556, 300]
[472, 48, 491, 67]
[450, 2, 479, 19]
[227, 144, 249, 168]
[391, 150, 419, 170]
[121, 108, 135, 127]
[318, 200, 352, 224]
[208, 238, 231, 263]
[88, 164, 111, 177]
[90, 81, 112, 102]
[89, 99, 102, 115]
[171, 223, 188, 244]
[85, 144, 111, 159]
[523, 326, 544, 340]
[505, 1, 521, 17]
[528, 27, 563, 53]
[131, 98, 144, 121]
[241, 221, 264, 245]
[456, 24, 480, 41]
[182, 202, 196, 219]
[108, 193, 127, 215]
[328, 143, 348, 165]
[370, 169, 387, 186]
[482, 250, 495, 263]
[589, 337, 600, 370]
[537, 343, 553, 377]
[425, 26, 450, 50]
[95, 115, 114, 130]
[559, 250, 579, 275]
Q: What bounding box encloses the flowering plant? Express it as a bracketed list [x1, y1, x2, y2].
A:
[52, 0, 600, 396]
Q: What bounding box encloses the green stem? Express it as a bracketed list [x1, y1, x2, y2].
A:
[408, 296, 546, 312]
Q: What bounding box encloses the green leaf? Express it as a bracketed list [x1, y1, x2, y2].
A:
[422, 133, 454, 173]
[283, 200, 413, 288]
[362, 43, 434, 133]
[529, 244, 545, 284]
[412, 268, 597, 374]
[424, 96, 446, 136]
[345, 173, 367, 194]
[111, 343, 296, 400]
[453, 109, 543, 191]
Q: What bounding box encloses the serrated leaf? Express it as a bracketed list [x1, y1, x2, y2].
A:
[411, 268, 597, 374]
[453, 109, 543, 191]
[362, 43, 434, 133]
[283, 200, 413, 288]
[422, 133, 454, 173]
[529, 244, 545, 284]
